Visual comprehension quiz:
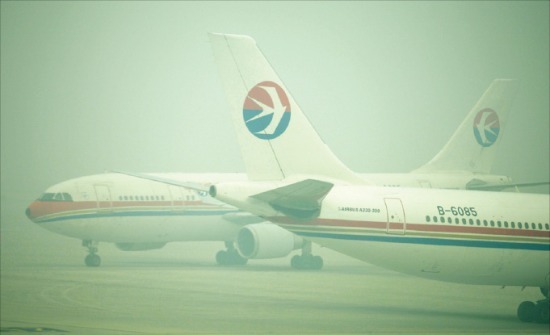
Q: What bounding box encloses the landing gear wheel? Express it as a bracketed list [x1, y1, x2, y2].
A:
[518, 300, 550, 323]
[216, 250, 229, 265]
[518, 301, 536, 322]
[215, 244, 248, 266]
[82, 240, 101, 267]
[290, 254, 323, 270]
[291, 240, 323, 270]
[291, 255, 302, 269]
[312, 255, 323, 270]
[539, 303, 550, 323]
[85, 253, 101, 267]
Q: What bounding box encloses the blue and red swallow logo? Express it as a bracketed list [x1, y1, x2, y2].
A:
[473, 108, 500, 147]
[243, 81, 291, 140]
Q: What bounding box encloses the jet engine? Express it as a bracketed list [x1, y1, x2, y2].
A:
[236, 223, 303, 259]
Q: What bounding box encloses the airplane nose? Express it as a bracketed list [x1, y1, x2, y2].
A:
[25, 202, 38, 221]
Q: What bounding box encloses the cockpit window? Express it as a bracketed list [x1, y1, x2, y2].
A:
[39, 193, 55, 201]
[39, 192, 73, 202]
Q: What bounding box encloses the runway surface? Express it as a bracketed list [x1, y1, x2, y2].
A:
[2, 220, 549, 334]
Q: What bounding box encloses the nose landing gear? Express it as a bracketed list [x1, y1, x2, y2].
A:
[82, 240, 101, 267]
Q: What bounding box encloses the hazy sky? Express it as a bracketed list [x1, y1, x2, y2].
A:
[1, 1, 549, 225]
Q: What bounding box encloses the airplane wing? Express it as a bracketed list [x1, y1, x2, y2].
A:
[250, 179, 334, 220]
[112, 170, 210, 192]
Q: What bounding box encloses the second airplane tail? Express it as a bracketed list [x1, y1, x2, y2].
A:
[209, 33, 364, 184]
[414, 79, 519, 174]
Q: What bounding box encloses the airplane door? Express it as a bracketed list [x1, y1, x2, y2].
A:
[94, 185, 112, 211]
[384, 198, 406, 235]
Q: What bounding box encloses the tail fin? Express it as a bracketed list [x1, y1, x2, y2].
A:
[209, 33, 363, 184]
[414, 79, 519, 174]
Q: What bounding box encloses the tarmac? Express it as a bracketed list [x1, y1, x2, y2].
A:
[2, 220, 549, 334]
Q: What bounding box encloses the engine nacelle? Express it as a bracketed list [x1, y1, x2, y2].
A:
[236, 223, 303, 259]
[115, 242, 166, 251]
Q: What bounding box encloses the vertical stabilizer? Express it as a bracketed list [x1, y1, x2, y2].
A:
[414, 79, 519, 174]
[209, 33, 363, 183]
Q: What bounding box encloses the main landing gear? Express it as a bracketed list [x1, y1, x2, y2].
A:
[291, 240, 323, 270]
[216, 241, 248, 266]
[82, 239, 101, 267]
[517, 287, 550, 323]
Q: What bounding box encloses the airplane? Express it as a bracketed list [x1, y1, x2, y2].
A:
[24, 41, 544, 273]
[24, 77, 530, 269]
[199, 33, 549, 323]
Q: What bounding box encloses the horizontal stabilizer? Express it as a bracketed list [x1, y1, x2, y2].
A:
[467, 180, 550, 191]
[251, 179, 333, 220]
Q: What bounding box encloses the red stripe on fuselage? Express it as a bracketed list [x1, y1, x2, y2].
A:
[27, 200, 219, 220]
[268, 217, 550, 239]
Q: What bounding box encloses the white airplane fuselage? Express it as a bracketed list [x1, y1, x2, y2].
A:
[26, 173, 244, 244]
[213, 181, 550, 287]
[26, 172, 515, 244]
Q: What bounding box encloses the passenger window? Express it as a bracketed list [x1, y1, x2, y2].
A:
[490, 220, 495, 227]
[476, 219, 480, 226]
[511, 222, 515, 228]
[504, 221, 509, 228]
[531, 223, 536, 230]
[447, 217, 452, 224]
[462, 218, 467, 225]
[497, 221, 502, 228]
[469, 219, 474, 225]
[483, 220, 488, 226]
[426, 216, 431, 223]
[538, 223, 542, 230]
[518, 222, 523, 229]
[433, 216, 438, 223]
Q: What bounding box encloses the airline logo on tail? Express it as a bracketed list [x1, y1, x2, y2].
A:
[473, 108, 500, 147]
[243, 81, 291, 140]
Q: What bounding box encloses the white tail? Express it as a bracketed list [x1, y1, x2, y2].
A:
[209, 33, 363, 184]
[414, 79, 519, 174]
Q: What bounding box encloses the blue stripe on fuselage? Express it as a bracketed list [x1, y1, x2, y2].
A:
[297, 231, 550, 251]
